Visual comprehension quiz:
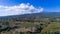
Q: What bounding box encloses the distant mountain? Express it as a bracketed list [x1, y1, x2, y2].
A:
[0, 12, 60, 19]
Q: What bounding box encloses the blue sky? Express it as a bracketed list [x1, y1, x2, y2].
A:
[0, 0, 60, 16]
[0, 0, 60, 12]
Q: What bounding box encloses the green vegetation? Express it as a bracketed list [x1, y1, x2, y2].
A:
[19, 23, 36, 27]
[40, 22, 60, 34]
[0, 14, 60, 34]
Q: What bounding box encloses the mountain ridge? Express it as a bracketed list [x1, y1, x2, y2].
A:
[0, 12, 60, 18]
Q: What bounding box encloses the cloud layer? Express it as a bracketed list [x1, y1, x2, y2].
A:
[0, 3, 43, 16]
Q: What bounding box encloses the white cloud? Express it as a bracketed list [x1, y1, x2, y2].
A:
[0, 3, 43, 16]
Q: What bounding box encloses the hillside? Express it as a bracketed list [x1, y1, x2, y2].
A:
[0, 12, 60, 34]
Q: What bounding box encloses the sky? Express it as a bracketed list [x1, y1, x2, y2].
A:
[0, 0, 60, 16]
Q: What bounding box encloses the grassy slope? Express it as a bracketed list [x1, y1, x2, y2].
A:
[41, 22, 60, 34]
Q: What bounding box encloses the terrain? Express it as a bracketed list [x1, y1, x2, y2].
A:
[0, 12, 60, 34]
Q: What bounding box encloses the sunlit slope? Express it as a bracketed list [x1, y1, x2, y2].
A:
[41, 22, 60, 34]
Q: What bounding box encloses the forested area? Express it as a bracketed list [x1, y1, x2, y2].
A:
[0, 13, 60, 34]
